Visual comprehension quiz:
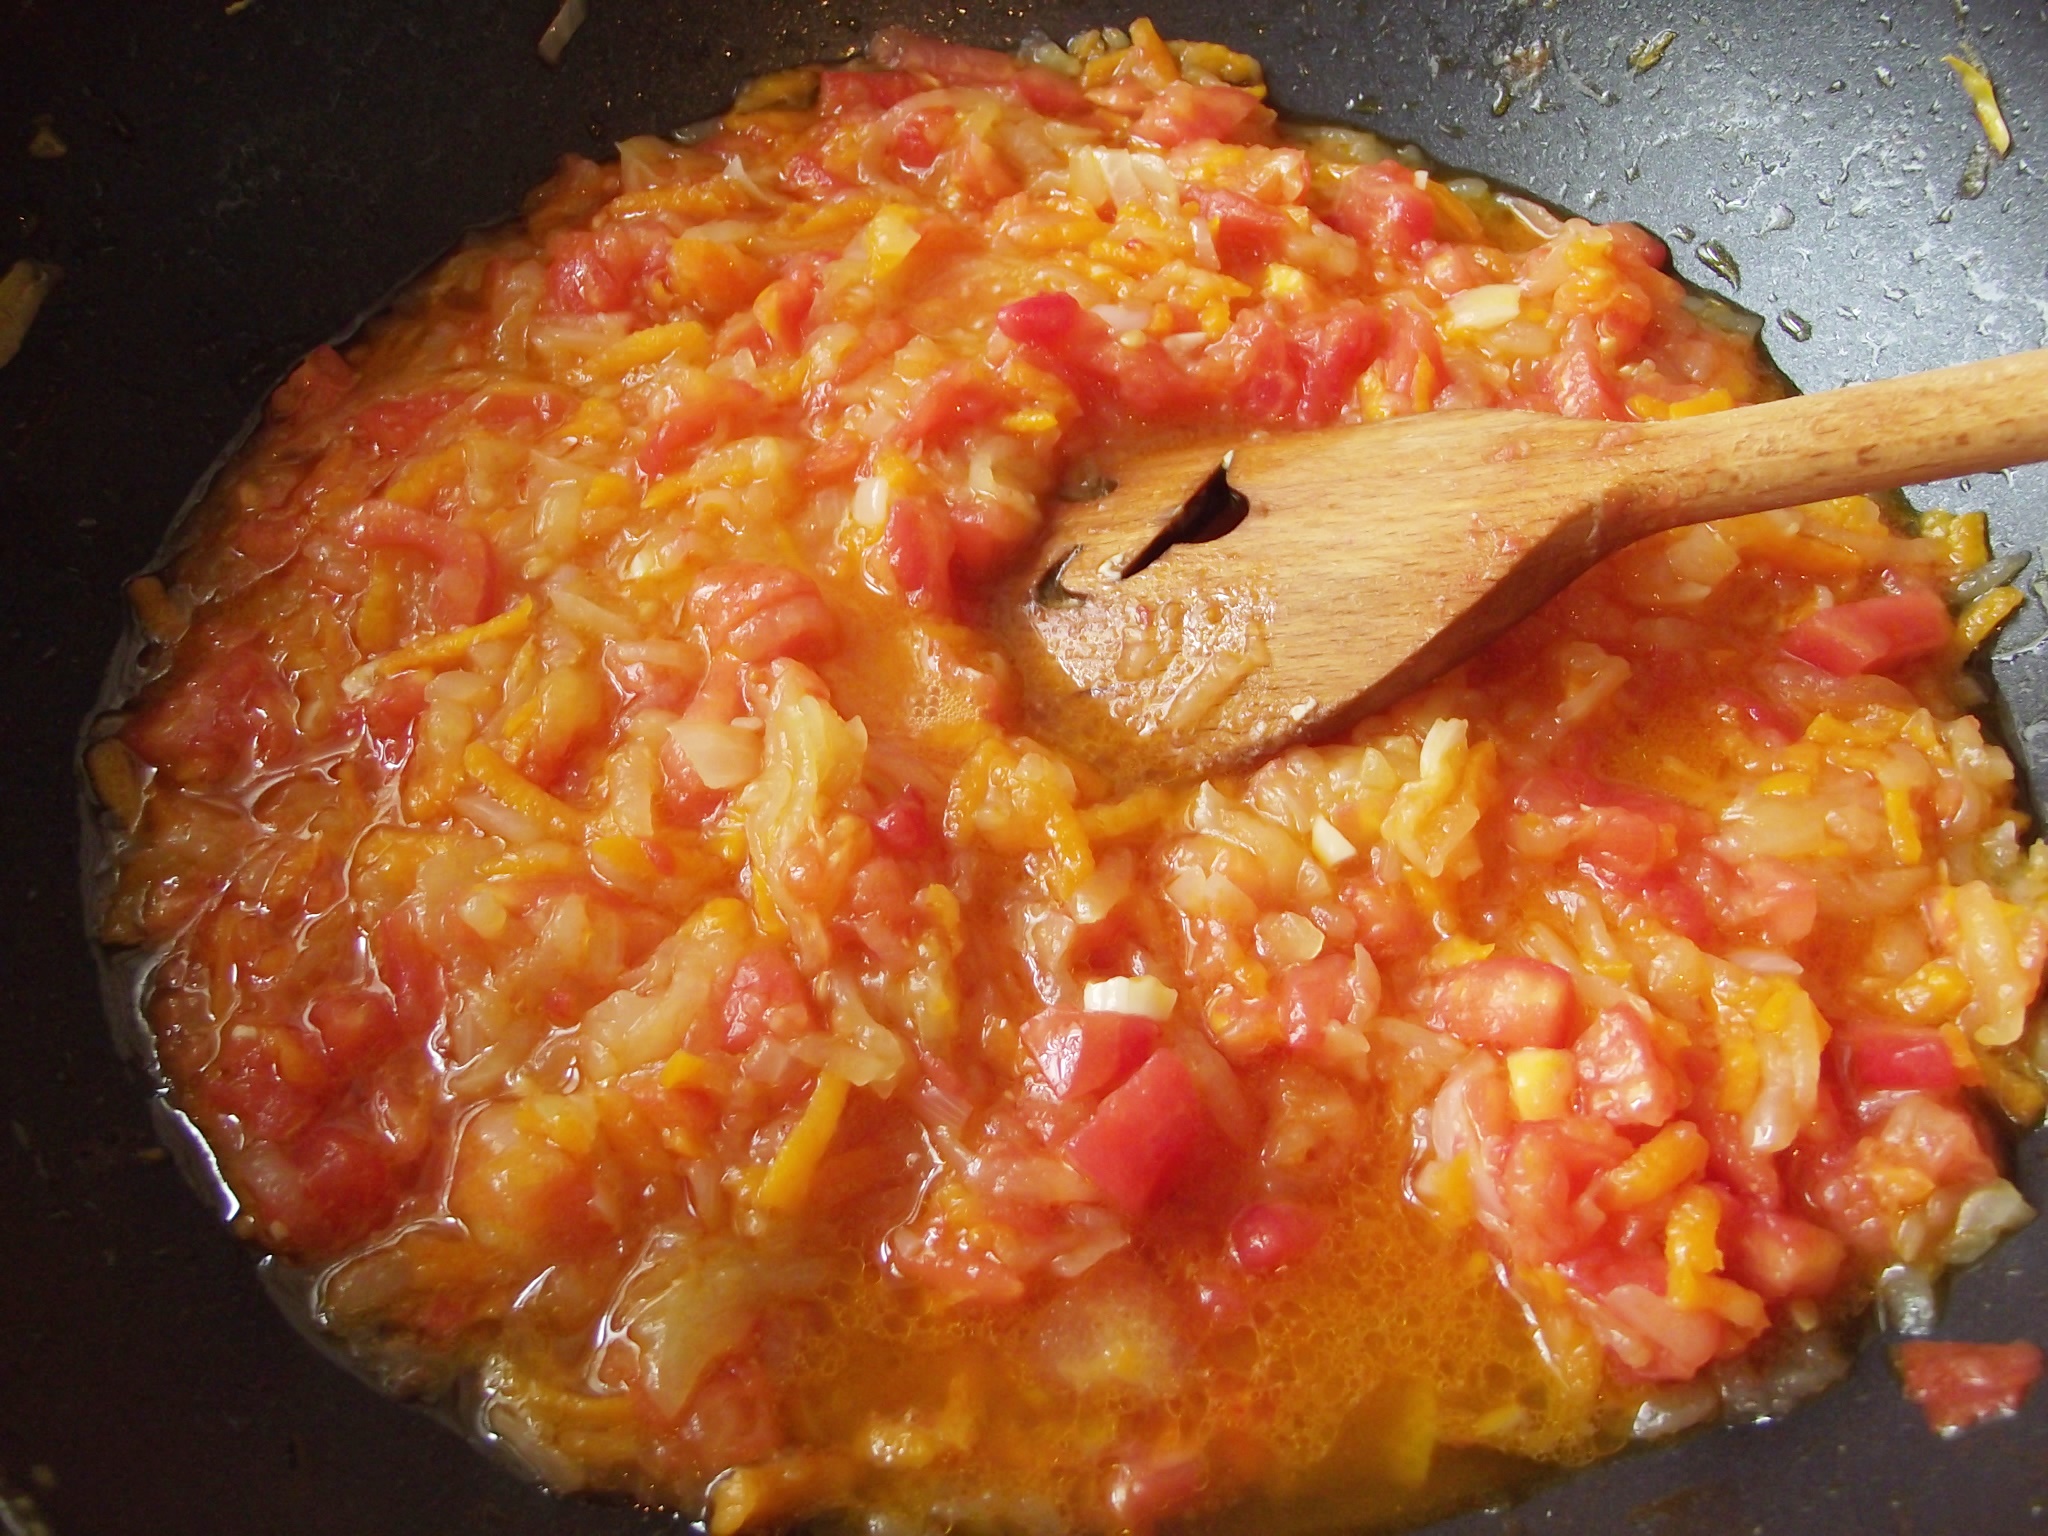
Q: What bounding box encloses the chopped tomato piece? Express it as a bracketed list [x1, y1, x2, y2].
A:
[1498, 1118, 1629, 1263]
[997, 290, 1090, 349]
[349, 388, 468, 456]
[269, 344, 355, 422]
[1107, 1448, 1208, 1527]
[779, 151, 844, 198]
[1132, 81, 1276, 148]
[1432, 957, 1577, 1049]
[1728, 1211, 1845, 1301]
[293, 1122, 401, 1252]
[307, 992, 403, 1072]
[1574, 1007, 1679, 1127]
[1895, 1339, 2044, 1434]
[1193, 186, 1292, 271]
[1549, 314, 1628, 420]
[1064, 1049, 1210, 1215]
[688, 562, 837, 662]
[818, 68, 924, 114]
[683, 1353, 786, 1465]
[722, 950, 812, 1051]
[1329, 163, 1438, 260]
[127, 644, 298, 786]
[1841, 1029, 1965, 1092]
[1227, 1200, 1324, 1274]
[1782, 588, 1951, 676]
[881, 495, 956, 612]
[870, 788, 935, 858]
[341, 500, 495, 628]
[896, 365, 1010, 448]
[471, 386, 575, 436]
[636, 377, 769, 477]
[542, 227, 661, 315]
[1023, 1007, 1161, 1102]
[867, 28, 1088, 116]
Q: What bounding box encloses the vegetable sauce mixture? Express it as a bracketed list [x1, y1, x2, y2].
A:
[87, 21, 2048, 1533]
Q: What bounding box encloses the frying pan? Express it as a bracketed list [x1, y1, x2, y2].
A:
[4, 2, 2047, 1532]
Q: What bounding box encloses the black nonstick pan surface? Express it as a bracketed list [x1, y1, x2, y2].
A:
[5, 2, 2048, 1532]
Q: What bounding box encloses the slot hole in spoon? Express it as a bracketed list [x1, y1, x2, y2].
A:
[1118, 456, 1251, 579]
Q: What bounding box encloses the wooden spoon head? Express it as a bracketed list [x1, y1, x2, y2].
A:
[999, 409, 1637, 788]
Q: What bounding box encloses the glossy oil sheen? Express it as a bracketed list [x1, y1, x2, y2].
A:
[3, 3, 2047, 1535]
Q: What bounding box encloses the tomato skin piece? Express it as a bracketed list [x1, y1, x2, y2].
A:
[1063, 1048, 1211, 1215]
[1840, 1029, 1964, 1092]
[1432, 957, 1577, 1049]
[1228, 1200, 1325, 1274]
[1894, 1339, 2044, 1434]
[1023, 1008, 1161, 1102]
[1782, 588, 1950, 676]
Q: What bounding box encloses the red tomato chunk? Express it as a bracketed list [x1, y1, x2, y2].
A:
[1432, 958, 1577, 1048]
[1895, 1340, 2044, 1435]
[1063, 1049, 1211, 1215]
[1022, 1007, 1160, 1101]
[1782, 588, 1950, 676]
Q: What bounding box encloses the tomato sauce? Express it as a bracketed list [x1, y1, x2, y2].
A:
[86, 18, 2048, 1533]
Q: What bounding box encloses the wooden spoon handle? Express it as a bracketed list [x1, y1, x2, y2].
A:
[1613, 347, 2048, 540]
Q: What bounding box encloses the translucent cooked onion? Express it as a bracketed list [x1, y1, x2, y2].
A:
[1714, 1330, 1851, 1422]
[536, 0, 587, 64]
[1631, 1378, 1719, 1439]
[1942, 1178, 2035, 1264]
[1876, 1263, 1940, 1337]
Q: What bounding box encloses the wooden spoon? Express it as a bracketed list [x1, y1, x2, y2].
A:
[1004, 348, 2048, 788]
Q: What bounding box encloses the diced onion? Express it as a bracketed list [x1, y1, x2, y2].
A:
[1310, 815, 1358, 868]
[1443, 283, 1522, 333]
[850, 473, 892, 531]
[1254, 912, 1326, 965]
[1083, 975, 1177, 1021]
[670, 718, 761, 790]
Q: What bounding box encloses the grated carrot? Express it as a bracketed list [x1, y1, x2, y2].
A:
[756, 1072, 851, 1213]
